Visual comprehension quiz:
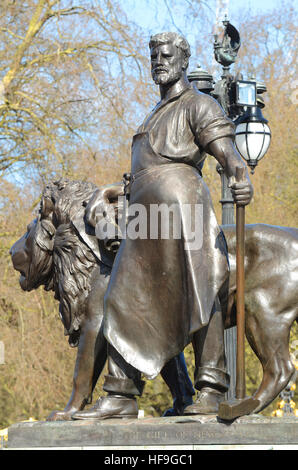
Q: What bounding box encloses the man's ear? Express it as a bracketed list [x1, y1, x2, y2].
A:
[182, 56, 189, 71]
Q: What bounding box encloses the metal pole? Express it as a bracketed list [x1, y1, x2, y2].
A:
[217, 164, 237, 400]
[235, 166, 246, 399]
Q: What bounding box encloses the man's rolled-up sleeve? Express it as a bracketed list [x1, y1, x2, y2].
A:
[189, 93, 235, 151]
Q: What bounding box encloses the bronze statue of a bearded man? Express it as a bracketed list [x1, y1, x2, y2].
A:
[73, 32, 253, 420]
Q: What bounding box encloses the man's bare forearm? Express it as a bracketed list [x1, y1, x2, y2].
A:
[208, 137, 247, 178]
[208, 137, 253, 206]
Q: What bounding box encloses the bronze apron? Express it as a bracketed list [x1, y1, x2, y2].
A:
[104, 132, 229, 379]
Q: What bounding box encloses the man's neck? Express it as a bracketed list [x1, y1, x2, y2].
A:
[159, 73, 190, 101]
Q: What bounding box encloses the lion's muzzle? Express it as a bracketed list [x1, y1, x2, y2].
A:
[10, 227, 34, 290]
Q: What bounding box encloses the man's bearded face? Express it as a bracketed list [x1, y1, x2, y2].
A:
[150, 42, 185, 86]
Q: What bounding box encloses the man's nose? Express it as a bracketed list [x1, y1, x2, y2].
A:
[154, 51, 164, 64]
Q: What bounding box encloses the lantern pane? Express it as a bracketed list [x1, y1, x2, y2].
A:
[258, 132, 271, 160]
[235, 123, 248, 134]
[236, 81, 257, 106]
[235, 132, 249, 160]
[247, 132, 266, 160]
[247, 122, 265, 133]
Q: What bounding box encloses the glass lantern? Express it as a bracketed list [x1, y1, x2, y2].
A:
[235, 106, 271, 173]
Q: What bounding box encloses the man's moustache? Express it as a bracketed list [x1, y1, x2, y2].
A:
[152, 68, 168, 73]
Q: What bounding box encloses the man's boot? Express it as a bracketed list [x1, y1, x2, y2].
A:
[184, 297, 229, 415]
[72, 346, 144, 420]
[184, 387, 225, 414]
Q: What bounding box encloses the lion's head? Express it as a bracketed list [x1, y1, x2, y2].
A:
[10, 178, 106, 346]
[10, 214, 55, 292]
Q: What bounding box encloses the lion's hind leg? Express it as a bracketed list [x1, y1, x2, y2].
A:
[245, 300, 296, 414]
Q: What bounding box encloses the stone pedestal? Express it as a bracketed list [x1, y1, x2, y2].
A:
[3, 414, 298, 450]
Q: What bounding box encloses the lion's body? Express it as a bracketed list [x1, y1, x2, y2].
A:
[10, 179, 298, 418]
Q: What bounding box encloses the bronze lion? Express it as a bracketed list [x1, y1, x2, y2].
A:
[10, 178, 298, 419]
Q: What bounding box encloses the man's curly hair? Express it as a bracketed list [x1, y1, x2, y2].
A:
[149, 32, 191, 68]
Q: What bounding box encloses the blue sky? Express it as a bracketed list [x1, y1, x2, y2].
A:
[121, 0, 290, 79]
[122, 0, 287, 64]
[123, 0, 283, 31]
[4, 0, 293, 186]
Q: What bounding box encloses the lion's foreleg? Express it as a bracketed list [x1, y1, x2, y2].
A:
[47, 316, 107, 421]
[47, 267, 110, 421]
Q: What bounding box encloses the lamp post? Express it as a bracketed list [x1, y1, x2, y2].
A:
[188, 18, 271, 400]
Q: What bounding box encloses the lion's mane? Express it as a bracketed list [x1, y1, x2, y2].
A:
[37, 178, 103, 345]
[53, 222, 98, 340]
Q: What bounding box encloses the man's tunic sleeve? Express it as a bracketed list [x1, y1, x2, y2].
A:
[188, 92, 235, 152]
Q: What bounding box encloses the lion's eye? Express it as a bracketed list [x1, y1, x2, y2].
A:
[26, 219, 37, 234]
